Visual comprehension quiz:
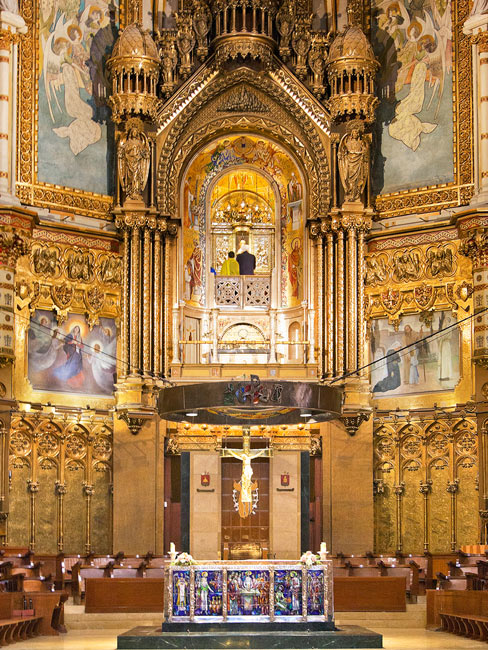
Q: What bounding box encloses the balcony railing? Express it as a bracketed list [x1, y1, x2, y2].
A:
[215, 275, 270, 308]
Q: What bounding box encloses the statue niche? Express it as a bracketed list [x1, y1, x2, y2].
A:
[176, 135, 307, 368]
[338, 121, 369, 203]
[117, 119, 151, 201]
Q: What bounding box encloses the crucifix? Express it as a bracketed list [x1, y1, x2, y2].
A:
[220, 427, 272, 518]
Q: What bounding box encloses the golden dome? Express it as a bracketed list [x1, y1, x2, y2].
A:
[328, 25, 376, 65]
[111, 22, 160, 62]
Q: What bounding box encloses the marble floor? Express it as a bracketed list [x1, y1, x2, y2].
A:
[7, 628, 488, 650]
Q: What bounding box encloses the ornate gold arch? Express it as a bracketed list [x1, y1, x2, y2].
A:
[156, 68, 331, 219]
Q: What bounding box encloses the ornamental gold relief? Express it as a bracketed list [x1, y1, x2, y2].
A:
[365, 240, 470, 320]
[8, 413, 113, 553]
[156, 69, 331, 220]
[373, 414, 478, 553]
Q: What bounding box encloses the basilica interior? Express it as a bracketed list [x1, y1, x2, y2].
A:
[0, 0, 487, 647]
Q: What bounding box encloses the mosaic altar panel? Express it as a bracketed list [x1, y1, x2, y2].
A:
[167, 562, 333, 623]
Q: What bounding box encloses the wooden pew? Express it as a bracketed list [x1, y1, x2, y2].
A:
[85, 578, 164, 613]
[427, 589, 488, 642]
[71, 563, 111, 605]
[333, 577, 406, 612]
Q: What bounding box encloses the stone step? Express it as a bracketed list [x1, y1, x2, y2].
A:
[65, 604, 426, 631]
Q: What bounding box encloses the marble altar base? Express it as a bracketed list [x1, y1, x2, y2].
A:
[117, 623, 383, 648]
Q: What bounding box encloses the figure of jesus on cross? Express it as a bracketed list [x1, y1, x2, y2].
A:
[220, 427, 272, 518]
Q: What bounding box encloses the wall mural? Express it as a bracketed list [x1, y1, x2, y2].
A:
[28, 309, 116, 396]
[371, 0, 454, 193]
[370, 310, 460, 396]
[182, 135, 304, 309]
[38, 0, 119, 196]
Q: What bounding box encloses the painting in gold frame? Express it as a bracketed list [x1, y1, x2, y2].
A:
[16, 0, 142, 219]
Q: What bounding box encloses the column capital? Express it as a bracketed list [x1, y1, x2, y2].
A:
[463, 13, 488, 38]
[330, 209, 373, 233]
[114, 209, 177, 235]
[0, 10, 27, 38]
[0, 229, 29, 268]
[459, 227, 488, 266]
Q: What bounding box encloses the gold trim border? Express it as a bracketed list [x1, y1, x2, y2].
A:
[375, 0, 474, 219]
[16, 0, 141, 219]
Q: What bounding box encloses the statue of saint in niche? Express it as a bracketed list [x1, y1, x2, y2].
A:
[117, 121, 150, 200]
[338, 123, 369, 203]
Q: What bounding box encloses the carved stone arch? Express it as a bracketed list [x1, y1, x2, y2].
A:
[160, 117, 319, 221]
[156, 68, 330, 218]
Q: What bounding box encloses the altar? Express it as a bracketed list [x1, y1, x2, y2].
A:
[167, 560, 333, 623]
[117, 555, 383, 649]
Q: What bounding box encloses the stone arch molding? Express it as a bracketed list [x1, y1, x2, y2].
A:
[156, 68, 331, 219]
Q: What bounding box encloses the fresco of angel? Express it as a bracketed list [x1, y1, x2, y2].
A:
[40, 1, 114, 156]
[374, 0, 452, 151]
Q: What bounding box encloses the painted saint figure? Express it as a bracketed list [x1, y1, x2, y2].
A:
[53, 325, 84, 387]
[372, 342, 402, 393]
[175, 575, 188, 613]
[197, 572, 213, 614]
[288, 239, 301, 299]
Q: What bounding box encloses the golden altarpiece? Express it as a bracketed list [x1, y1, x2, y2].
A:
[0, 0, 485, 559]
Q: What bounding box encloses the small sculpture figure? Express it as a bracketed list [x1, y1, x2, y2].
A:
[365, 255, 388, 285]
[392, 250, 421, 282]
[32, 247, 58, 276]
[176, 575, 187, 613]
[159, 32, 178, 95]
[176, 11, 195, 78]
[193, 0, 211, 60]
[338, 122, 369, 203]
[291, 16, 312, 78]
[117, 120, 150, 200]
[426, 246, 454, 277]
[276, 0, 295, 59]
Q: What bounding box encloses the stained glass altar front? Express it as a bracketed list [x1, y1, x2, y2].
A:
[166, 560, 333, 623]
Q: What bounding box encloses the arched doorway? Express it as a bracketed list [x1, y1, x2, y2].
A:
[178, 134, 307, 367]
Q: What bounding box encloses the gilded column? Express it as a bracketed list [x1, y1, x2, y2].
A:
[315, 232, 324, 378]
[269, 309, 277, 364]
[121, 227, 130, 378]
[419, 480, 432, 552]
[447, 479, 459, 552]
[346, 224, 357, 373]
[153, 227, 162, 376]
[130, 224, 141, 376]
[142, 225, 152, 377]
[55, 481, 66, 553]
[477, 34, 488, 197]
[326, 230, 334, 377]
[463, 18, 488, 201]
[336, 227, 345, 376]
[459, 226, 488, 540]
[357, 228, 366, 373]
[172, 306, 181, 364]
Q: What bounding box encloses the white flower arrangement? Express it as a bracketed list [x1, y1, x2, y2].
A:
[300, 550, 319, 567]
[172, 552, 196, 566]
